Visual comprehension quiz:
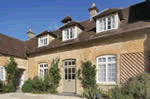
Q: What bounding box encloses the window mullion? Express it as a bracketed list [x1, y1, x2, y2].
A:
[106, 17, 108, 31]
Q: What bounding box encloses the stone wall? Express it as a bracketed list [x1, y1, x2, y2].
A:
[27, 32, 146, 94]
[0, 56, 28, 81]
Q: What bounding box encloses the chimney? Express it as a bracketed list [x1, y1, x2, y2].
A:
[88, 2, 99, 18]
[27, 27, 35, 40]
[61, 15, 72, 24]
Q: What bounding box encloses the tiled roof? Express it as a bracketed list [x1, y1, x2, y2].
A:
[1, 1, 150, 57]
[25, 1, 150, 54]
[0, 33, 26, 58]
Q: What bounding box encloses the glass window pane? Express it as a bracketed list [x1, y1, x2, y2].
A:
[69, 74, 71, 79]
[69, 68, 71, 73]
[72, 74, 75, 79]
[72, 68, 75, 73]
[65, 62, 67, 66]
[44, 69, 48, 76]
[65, 68, 67, 73]
[112, 57, 116, 62]
[65, 74, 68, 80]
[69, 61, 71, 65]
[44, 64, 48, 67]
[72, 61, 75, 65]
[98, 58, 106, 62]
[40, 64, 43, 67]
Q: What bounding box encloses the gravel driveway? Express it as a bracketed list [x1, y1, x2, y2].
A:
[0, 92, 81, 99]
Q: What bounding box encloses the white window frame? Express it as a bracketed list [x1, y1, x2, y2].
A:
[38, 35, 49, 47]
[62, 26, 77, 41]
[96, 13, 119, 33]
[38, 63, 48, 80]
[96, 55, 117, 84]
[0, 66, 6, 81]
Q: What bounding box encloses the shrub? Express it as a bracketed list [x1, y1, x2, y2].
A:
[49, 58, 61, 93]
[1, 83, 16, 93]
[78, 60, 96, 89]
[22, 78, 33, 93]
[32, 76, 44, 93]
[105, 73, 150, 99]
[21, 58, 61, 94]
[81, 87, 103, 99]
[48, 85, 57, 94]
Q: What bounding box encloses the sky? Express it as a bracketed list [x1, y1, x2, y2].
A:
[0, 0, 143, 41]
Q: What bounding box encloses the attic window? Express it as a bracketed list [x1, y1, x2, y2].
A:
[96, 13, 119, 33]
[38, 35, 49, 47]
[62, 26, 76, 41]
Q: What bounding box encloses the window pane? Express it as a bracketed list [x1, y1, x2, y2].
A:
[72, 68, 75, 73]
[112, 15, 115, 28]
[65, 74, 68, 80]
[69, 68, 71, 73]
[44, 69, 48, 76]
[108, 17, 111, 29]
[112, 57, 116, 62]
[98, 64, 106, 82]
[70, 28, 73, 38]
[99, 58, 106, 62]
[67, 29, 69, 39]
[40, 64, 43, 67]
[69, 74, 71, 79]
[65, 62, 67, 66]
[0, 67, 4, 80]
[65, 68, 67, 73]
[72, 61, 75, 65]
[69, 61, 71, 65]
[44, 64, 48, 67]
[72, 74, 75, 79]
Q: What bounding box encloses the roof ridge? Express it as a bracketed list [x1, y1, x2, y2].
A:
[0, 32, 25, 43]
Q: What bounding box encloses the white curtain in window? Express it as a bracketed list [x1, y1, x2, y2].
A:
[97, 55, 116, 83]
[0, 66, 5, 81]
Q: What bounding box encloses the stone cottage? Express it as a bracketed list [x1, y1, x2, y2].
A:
[0, 0, 150, 95]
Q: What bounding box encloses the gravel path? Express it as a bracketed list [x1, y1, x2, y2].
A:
[0, 93, 81, 99]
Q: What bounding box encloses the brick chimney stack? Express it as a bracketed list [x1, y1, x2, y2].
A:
[88, 2, 99, 18]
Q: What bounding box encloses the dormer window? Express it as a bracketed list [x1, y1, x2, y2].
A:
[62, 26, 76, 41]
[96, 13, 119, 33]
[38, 35, 49, 47]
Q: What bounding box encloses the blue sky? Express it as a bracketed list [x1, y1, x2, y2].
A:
[0, 0, 143, 41]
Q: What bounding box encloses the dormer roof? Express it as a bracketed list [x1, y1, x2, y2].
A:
[36, 30, 57, 38]
[59, 21, 85, 30]
[93, 8, 124, 20]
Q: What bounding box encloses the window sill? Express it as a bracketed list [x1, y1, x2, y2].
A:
[63, 37, 77, 42]
[96, 28, 117, 34]
[97, 82, 117, 86]
[38, 44, 49, 48]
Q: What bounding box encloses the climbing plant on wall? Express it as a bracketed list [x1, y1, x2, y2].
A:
[49, 58, 61, 93]
[4, 56, 18, 85]
[78, 60, 97, 89]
